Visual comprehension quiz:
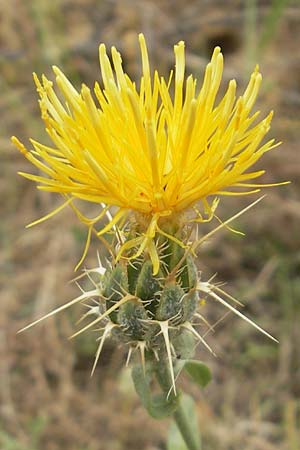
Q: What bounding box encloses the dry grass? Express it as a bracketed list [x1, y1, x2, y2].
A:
[1, 1, 300, 449]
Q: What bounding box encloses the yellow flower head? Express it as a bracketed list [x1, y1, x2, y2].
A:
[12, 34, 280, 273]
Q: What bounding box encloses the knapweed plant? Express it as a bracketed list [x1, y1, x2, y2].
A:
[13, 34, 285, 449]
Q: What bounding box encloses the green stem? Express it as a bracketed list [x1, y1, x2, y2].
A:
[154, 355, 200, 450]
[173, 403, 200, 450]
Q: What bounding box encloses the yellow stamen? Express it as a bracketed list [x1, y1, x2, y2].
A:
[12, 34, 286, 272]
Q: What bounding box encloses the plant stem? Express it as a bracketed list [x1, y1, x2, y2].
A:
[154, 355, 200, 450]
[173, 402, 200, 450]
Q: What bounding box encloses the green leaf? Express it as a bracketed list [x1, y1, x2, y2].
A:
[167, 394, 201, 450]
[184, 360, 212, 388]
[131, 364, 180, 419]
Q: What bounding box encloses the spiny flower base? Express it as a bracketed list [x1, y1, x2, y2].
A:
[79, 236, 206, 394]
[70, 231, 276, 389]
[19, 226, 276, 398]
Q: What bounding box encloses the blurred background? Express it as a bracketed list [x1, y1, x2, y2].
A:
[1, 0, 299, 449]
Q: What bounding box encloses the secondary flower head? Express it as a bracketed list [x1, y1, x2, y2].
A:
[12, 34, 279, 273]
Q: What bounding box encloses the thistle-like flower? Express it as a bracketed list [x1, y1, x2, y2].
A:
[13, 34, 280, 273]
[14, 34, 283, 394]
